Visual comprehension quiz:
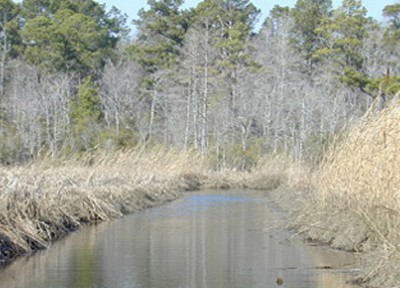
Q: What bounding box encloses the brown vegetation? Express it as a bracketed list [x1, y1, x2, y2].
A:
[0, 148, 209, 264]
[0, 144, 294, 263]
[285, 99, 400, 287]
[0, 147, 291, 265]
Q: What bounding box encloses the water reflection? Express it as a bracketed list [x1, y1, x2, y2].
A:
[0, 190, 357, 288]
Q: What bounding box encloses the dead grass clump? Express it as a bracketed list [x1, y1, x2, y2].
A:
[179, 172, 206, 191]
[204, 169, 249, 189]
[0, 148, 208, 263]
[291, 98, 400, 286]
[247, 154, 312, 193]
[246, 155, 288, 190]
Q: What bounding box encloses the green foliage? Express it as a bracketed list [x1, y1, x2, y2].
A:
[335, 1, 400, 101]
[196, 0, 260, 68]
[369, 76, 400, 96]
[291, 0, 332, 70]
[71, 77, 102, 124]
[341, 67, 400, 99]
[383, 3, 400, 29]
[312, 0, 369, 71]
[340, 67, 369, 89]
[100, 128, 137, 150]
[130, 0, 188, 73]
[262, 5, 290, 30]
[70, 77, 103, 151]
[22, 0, 110, 23]
[21, 16, 64, 71]
[383, 3, 400, 69]
[20, 0, 126, 75]
[331, 0, 367, 69]
[0, 0, 21, 59]
[314, 0, 374, 96]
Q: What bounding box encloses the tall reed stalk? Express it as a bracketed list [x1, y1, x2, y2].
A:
[292, 98, 400, 287]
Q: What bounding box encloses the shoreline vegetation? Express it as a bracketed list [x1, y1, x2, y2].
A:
[291, 98, 400, 287]
[1, 101, 400, 287]
[0, 148, 224, 264]
[0, 148, 189, 264]
[0, 147, 286, 266]
[276, 99, 400, 288]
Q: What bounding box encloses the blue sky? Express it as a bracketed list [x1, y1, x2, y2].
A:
[98, 0, 398, 30]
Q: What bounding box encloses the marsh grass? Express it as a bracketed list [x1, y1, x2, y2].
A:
[0, 144, 297, 265]
[8, 126, 397, 286]
[0, 147, 210, 263]
[202, 154, 295, 191]
[288, 98, 400, 287]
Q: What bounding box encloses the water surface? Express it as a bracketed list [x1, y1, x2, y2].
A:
[0, 190, 358, 288]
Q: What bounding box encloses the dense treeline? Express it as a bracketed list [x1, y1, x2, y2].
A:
[0, 0, 399, 166]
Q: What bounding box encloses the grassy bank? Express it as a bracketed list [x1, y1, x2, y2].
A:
[0, 146, 286, 265]
[280, 99, 400, 288]
[0, 148, 211, 263]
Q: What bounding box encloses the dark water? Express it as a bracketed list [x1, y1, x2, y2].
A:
[0, 190, 358, 288]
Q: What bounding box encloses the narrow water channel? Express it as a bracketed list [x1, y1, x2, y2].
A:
[0, 190, 358, 288]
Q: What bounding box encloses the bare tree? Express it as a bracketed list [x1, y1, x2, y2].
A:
[174, 23, 219, 152]
[100, 59, 142, 147]
[1, 61, 74, 161]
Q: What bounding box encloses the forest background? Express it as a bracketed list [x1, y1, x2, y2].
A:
[0, 0, 399, 167]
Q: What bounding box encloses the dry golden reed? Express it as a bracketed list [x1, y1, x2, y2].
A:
[202, 154, 297, 191]
[0, 147, 208, 262]
[0, 143, 297, 265]
[319, 104, 400, 208]
[303, 98, 400, 287]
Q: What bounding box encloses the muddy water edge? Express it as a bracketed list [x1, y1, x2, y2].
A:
[0, 189, 359, 288]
